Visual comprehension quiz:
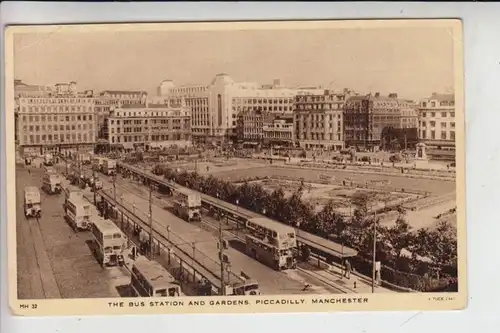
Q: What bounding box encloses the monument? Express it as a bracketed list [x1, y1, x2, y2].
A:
[415, 142, 428, 160]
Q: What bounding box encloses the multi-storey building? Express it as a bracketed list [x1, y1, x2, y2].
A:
[96, 90, 148, 140]
[263, 114, 294, 147]
[17, 95, 96, 155]
[160, 81, 211, 143]
[106, 97, 191, 151]
[344, 92, 403, 150]
[236, 108, 263, 143]
[157, 74, 322, 145]
[294, 90, 349, 150]
[397, 98, 418, 129]
[418, 93, 456, 150]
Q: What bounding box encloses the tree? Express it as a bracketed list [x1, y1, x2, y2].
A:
[313, 200, 345, 237]
[428, 221, 458, 272]
[385, 210, 413, 259]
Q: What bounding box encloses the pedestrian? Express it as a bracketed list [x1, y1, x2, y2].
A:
[344, 259, 352, 279]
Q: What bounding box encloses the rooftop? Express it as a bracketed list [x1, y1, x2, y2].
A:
[92, 218, 121, 233]
[248, 217, 296, 235]
[426, 93, 455, 102]
[100, 90, 147, 96]
[133, 257, 177, 289]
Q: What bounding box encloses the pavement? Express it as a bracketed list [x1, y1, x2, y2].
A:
[16, 166, 132, 299]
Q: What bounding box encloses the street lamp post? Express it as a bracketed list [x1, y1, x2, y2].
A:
[148, 182, 154, 258]
[371, 202, 378, 293]
[93, 167, 97, 206]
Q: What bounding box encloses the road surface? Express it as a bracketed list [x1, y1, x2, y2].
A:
[16, 167, 131, 299]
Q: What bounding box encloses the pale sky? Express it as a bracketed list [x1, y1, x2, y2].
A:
[13, 26, 456, 100]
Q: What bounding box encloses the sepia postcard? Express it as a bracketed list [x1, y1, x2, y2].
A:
[4, 19, 466, 316]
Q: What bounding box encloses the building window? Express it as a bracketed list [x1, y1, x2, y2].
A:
[441, 122, 447, 128]
[431, 131, 435, 139]
[451, 122, 455, 129]
[441, 131, 447, 140]
[441, 112, 446, 117]
[451, 112, 455, 118]
[450, 131, 455, 141]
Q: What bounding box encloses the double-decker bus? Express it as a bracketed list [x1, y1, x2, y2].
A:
[24, 186, 41, 218]
[245, 217, 298, 271]
[91, 217, 127, 267]
[92, 156, 106, 173]
[65, 196, 92, 231]
[130, 257, 182, 297]
[171, 187, 202, 222]
[41, 173, 62, 194]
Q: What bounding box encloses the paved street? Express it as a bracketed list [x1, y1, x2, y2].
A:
[16, 167, 131, 299]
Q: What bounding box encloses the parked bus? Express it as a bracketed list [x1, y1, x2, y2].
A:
[65, 196, 92, 231]
[78, 153, 91, 165]
[42, 173, 62, 194]
[43, 153, 54, 166]
[92, 156, 106, 172]
[64, 185, 83, 209]
[24, 186, 41, 218]
[91, 217, 127, 267]
[130, 257, 182, 297]
[103, 158, 117, 176]
[245, 217, 297, 271]
[171, 187, 202, 222]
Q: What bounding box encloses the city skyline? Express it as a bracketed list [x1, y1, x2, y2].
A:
[13, 25, 455, 100]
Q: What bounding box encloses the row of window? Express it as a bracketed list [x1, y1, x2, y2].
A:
[20, 105, 94, 113]
[296, 104, 343, 111]
[297, 114, 342, 120]
[420, 121, 456, 129]
[109, 119, 187, 125]
[297, 133, 343, 141]
[109, 134, 190, 143]
[110, 125, 186, 134]
[233, 106, 292, 112]
[113, 111, 188, 118]
[233, 98, 294, 105]
[21, 114, 93, 122]
[264, 132, 293, 138]
[22, 132, 94, 145]
[295, 95, 346, 103]
[421, 130, 456, 141]
[421, 101, 455, 108]
[20, 98, 94, 104]
[23, 124, 93, 132]
[421, 111, 456, 118]
[297, 122, 342, 130]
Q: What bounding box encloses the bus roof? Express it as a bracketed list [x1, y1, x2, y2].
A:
[67, 196, 89, 206]
[133, 257, 177, 289]
[93, 218, 122, 234]
[175, 186, 198, 196]
[64, 185, 81, 193]
[247, 217, 296, 235]
[24, 186, 39, 194]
